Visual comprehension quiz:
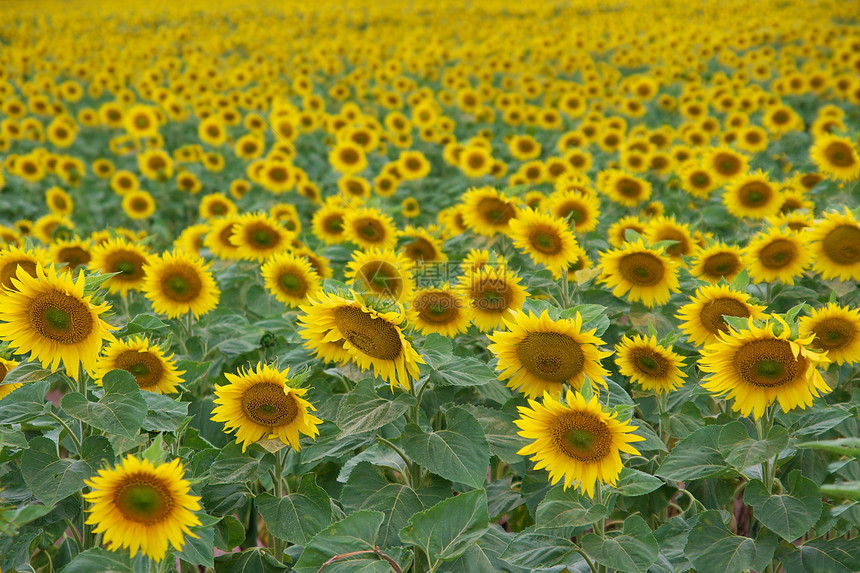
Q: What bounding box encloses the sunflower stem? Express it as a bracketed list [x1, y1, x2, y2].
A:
[271, 448, 286, 561]
[560, 270, 571, 308]
[573, 548, 599, 573]
[594, 486, 606, 538]
[47, 411, 82, 455]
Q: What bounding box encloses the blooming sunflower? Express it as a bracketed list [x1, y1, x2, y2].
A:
[806, 209, 860, 281]
[460, 186, 519, 237]
[678, 162, 720, 199]
[400, 226, 448, 263]
[329, 141, 367, 174]
[799, 303, 860, 366]
[488, 310, 611, 399]
[84, 455, 201, 561]
[545, 189, 601, 233]
[261, 251, 321, 308]
[615, 335, 687, 394]
[211, 363, 322, 452]
[199, 193, 237, 220]
[346, 249, 414, 304]
[122, 190, 156, 220]
[408, 286, 472, 337]
[298, 291, 424, 390]
[89, 238, 151, 296]
[229, 212, 292, 262]
[508, 209, 579, 278]
[96, 336, 183, 393]
[689, 242, 745, 283]
[46, 187, 74, 216]
[0, 265, 115, 379]
[50, 237, 92, 273]
[311, 199, 350, 245]
[599, 239, 680, 308]
[810, 134, 860, 181]
[515, 390, 644, 496]
[705, 146, 749, 183]
[203, 216, 243, 260]
[174, 224, 209, 257]
[0, 356, 21, 400]
[607, 216, 646, 248]
[0, 245, 48, 295]
[142, 250, 220, 319]
[723, 170, 782, 219]
[343, 207, 399, 251]
[743, 226, 810, 284]
[644, 216, 698, 260]
[699, 316, 831, 419]
[676, 284, 767, 347]
[459, 264, 527, 332]
[600, 170, 652, 208]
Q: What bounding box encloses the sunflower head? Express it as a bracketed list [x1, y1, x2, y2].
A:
[97, 336, 184, 394]
[615, 334, 687, 394]
[142, 249, 220, 319]
[676, 284, 767, 347]
[799, 303, 860, 366]
[599, 239, 680, 308]
[89, 238, 151, 296]
[807, 209, 860, 281]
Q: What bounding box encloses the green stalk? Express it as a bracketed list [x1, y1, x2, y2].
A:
[271, 448, 286, 561]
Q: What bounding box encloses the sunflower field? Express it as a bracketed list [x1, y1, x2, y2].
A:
[1, 0, 860, 572]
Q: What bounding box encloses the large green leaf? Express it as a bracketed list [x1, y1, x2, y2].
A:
[463, 405, 530, 464]
[60, 547, 144, 573]
[256, 474, 332, 545]
[684, 511, 757, 573]
[21, 436, 113, 507]
[0, 362, 53, 385]
[581, 515, 658, 573]
[175, 514, 218, 568]
[534, 484, 608, 531]
[795, 437, 860, 459]
[657, 425, 729, 481]
[0, 379, 50, 423]
[744, 470, 822, 542]
[141, 392, 189, 432]
[718, 421, 788, 470]
[613, 468, 664, 497]
[440, 525, 525, 573]
[61, 370, 147, 439]
[779, 538, 860, 573]
[215, 548, 288, 573]
[335, 379, 415, 437]
[117, 313, 169, 337]
[402, 406, 489, 488]
[208, 443, 273, 485]
[293, 510, 385, 573]
[499, 529, 574, 569]
[421, 333, 496, 386]
[400, 489, 489, 563]
[819, 481, 860, 501]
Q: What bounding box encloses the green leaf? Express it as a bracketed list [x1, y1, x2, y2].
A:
[342, 462, 424, 546]
[819, 481, 860, 501]
[795, 437, 860, 459]
[0, 379, 50, 423]
[402, 407, 489, 488]
[463, 405, 530, 464]
[0, 362, 53, 385]
[744, 470, 822, 541]
[685, 510, 757, 573]
[209, 443, 271, 485]
[657, 425, 729, 481]
[256, 474, 332, 545]
[613, 468, 664, 497]
[0, 428, 28, 449]
[779, 538, 860, 573]
[84, 271, 120, 293]
[421, 334, 496, 386]
[217, 548, 288, 573]
[61, 370, 147, 439]
[60, 547, 140, 573]
[335, 379, 415, 437]
[176, 514, 217, 568]
[535, 484, 608, 530]
[399, 489, 489, 563]
[718, 421, 788, 470]
[141, 392, 189, 432]
[118, 313, 169, 337]
[141, 433, 166, 465]
[441, 525, 523, 573]
[21, 436, 113, 507]
[581, 515, 658, 573]
[293, 510, 385, 573]
[731, 268, 750, 290]
[499, 529, 573, 569]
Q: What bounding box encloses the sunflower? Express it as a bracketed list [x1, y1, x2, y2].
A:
[600, 170, 652, 207]
[689, 243, 745, 283]
[0, 265, 115, 379]
[50, 238, 92, 273]
[258, 161, 295, 194]
[545, 189, 600, 233]
[699, 316, 831, 419]
[229, 212, 292, 262]
[203, 216, 243, 260]
[723, 170, 781, 219]
[337, 175, 372, 202]
[295, 248, 332, 280]
[678, 162, 720, 199]
[615, 335, 687, 394]
[142, 250, 220, 319]
[515, 389, 644, 496]
[806, 209, 860, 281]
[329, 141, 367, 174]
[676, 284, 767, 347]
[89, 238, 151, 296]
[343, 207, 399, 251]
[138, 149, 174, 181]
[599, 239, 680, 308]
[408, 286, 472, 337]
[607, 216, 646, 248]
[123, 105, 160, 138]
[508, 209, 580, 278]
[799, 303, 860, 366]
[644, 216, 697, 260]
[199, 193, 237, 220]
[400, 226, 447, 263]
[346, 249, 414, 304]
[705, 146, 749, 183]
[96, 337, 183, 393]
[298, 291, 424, 390]
[261, 251, 321, 308]
[459, 145, 494, 178]
[810, 134, 860, 181]
[83, 455, 201, 561]
[743, 226, 810, 284]
[0, 245, 48, 295]
[459, 265, 527, 332]
[110, 170, 140, 195]
[460, 186, 519, 237]
[211, 363, 322, 452]
[311, 199, 350, 245]
[174, 224, 209, 257]
[46, 187, 74, 216]
[488, 310, 611, 399]
[122, 190, 156, 220]
[0, 357, 21, 400]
